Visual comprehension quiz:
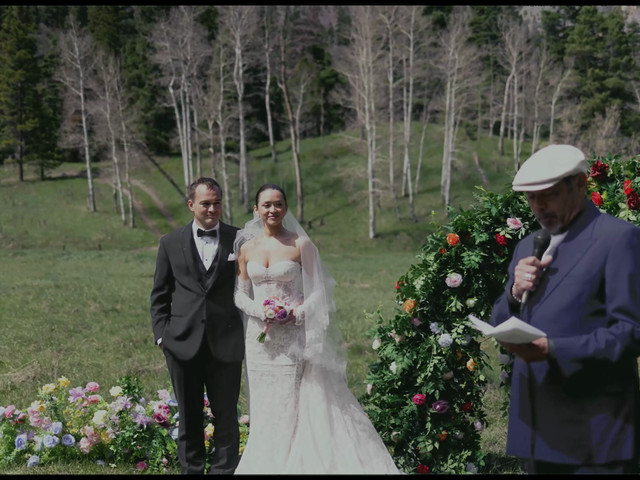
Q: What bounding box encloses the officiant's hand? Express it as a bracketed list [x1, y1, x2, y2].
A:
[499, 337, 548, 363]
[512, 255, 554, 300]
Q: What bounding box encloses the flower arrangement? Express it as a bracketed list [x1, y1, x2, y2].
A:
[0, 375, 249, 472]
[257, 296, 293, 343]
[361, 152, 640, 474]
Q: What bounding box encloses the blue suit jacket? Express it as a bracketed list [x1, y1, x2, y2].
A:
[490, 200, 640, 465]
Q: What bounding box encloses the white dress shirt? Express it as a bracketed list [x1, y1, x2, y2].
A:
[192, 223, 219, 270]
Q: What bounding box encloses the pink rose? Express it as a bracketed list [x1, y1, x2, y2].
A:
[412, 394, 427, 406]
[85, 382, 99, 393]
[4, 405, 16, 418]
[445, 273, 463, 288]
[79, 437, 92, 454]
[154, 411, 169, 426]
[506, 217, 523, 230]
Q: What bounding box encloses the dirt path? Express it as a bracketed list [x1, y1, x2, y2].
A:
[96, 178, 180, 239]
[131, 179, 181, 231]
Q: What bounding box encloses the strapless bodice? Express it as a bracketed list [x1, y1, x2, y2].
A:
[247, 260, 303, 305]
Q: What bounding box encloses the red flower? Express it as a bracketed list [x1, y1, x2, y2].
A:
[412, 393, 427, 406]
[623, 179, 634, 196]
[439, 248, 446, 254]
[416, 465, 430, 474]
[589, 159, 609, 180]
[395, 281, 402, 290]
[495, 233, 508, 246]
[446, 233, 460, 246]
[627, 191, 640, 211]
[591, 192, 603, 206]
[462, 401, 473, 412]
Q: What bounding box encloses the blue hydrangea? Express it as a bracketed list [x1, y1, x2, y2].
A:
[438, 333, 453, 348]
[43, 434, 60, 449]
[15, 433, 27, 450]
[50, 421, 63, 436]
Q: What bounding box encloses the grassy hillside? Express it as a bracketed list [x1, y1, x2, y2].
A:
[0, 124, 521, 473]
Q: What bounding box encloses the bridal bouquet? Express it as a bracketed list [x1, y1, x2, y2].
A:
[257, 296, 292, 343]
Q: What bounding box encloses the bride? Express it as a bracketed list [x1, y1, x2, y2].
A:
[233, 183, 400, 474]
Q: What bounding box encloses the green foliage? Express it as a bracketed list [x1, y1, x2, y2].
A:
[362, 153, 640, 474]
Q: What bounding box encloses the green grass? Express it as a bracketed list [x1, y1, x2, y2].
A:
[0, 124, 524, 474]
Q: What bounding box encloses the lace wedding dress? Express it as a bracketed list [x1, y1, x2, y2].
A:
[234, 260, 400, 474]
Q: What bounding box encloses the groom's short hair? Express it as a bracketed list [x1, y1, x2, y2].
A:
[188, 177, 222, 201]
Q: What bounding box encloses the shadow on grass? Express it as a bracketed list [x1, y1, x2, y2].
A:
[482, 452, 524, 474]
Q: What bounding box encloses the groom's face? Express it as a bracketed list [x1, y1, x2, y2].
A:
[189, 184, 222, 230]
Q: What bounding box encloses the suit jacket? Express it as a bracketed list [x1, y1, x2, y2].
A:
[150, 220, 244, 363]
[490, 200, 640, 465]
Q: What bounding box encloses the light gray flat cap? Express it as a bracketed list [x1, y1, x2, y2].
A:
[512, 144, 588, 192]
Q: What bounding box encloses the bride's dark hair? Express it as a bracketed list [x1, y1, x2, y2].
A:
[255, 183, 287, 206]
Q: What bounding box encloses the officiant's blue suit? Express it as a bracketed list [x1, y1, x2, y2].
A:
[490, 200, 640, 466]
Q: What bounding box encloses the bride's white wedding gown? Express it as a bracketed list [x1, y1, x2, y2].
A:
[235, 260, 400, 474]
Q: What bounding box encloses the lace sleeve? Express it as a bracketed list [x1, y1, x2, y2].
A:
[234, 276, 263, 319]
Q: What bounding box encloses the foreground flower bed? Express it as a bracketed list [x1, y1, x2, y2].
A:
[0, 375, 249, 472]
[362, 153, 640, 474]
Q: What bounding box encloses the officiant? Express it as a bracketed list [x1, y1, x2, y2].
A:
[489, 144, 640, 474]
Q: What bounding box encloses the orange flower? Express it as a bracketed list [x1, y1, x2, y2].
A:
[446, 233, 459, 246]
[403, 299, 417, 313]
[438, 430, 448, 442]
[466, 359, 478, 372]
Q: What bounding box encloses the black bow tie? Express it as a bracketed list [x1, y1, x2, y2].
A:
[197, 228, 217, 238]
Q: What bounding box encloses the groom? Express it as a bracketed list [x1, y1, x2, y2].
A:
[150, 177, 244, 474]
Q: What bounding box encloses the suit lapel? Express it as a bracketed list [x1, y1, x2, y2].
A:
[181, 221, 205, 291]
[530, 202, 599, 314]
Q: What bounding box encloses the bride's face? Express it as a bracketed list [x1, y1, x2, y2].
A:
[255, 189, 288, 227]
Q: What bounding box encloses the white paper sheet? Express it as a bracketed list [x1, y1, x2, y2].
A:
[467, 314, 546, 344]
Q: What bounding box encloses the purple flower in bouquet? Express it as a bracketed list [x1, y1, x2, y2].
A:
[432, 400, 450, 414]
[26, 455, 40, 468]
[62, 434, 76, 447]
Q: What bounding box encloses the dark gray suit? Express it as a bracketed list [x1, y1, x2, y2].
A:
[150, 220, 244, 474]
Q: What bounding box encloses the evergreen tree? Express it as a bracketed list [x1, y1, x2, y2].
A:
[0, 5, 62, 180]
[565, 6, 640, 136]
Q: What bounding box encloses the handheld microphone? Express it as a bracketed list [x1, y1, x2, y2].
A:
[521, 229, 551, 308]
